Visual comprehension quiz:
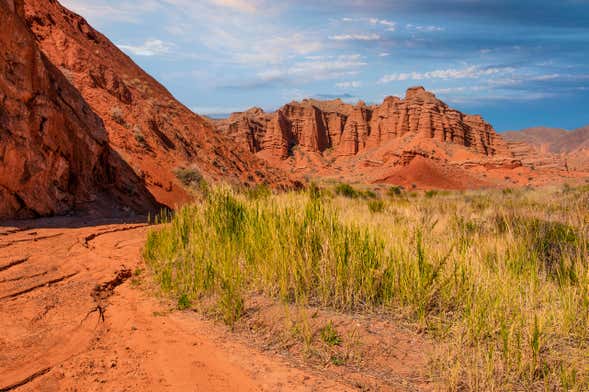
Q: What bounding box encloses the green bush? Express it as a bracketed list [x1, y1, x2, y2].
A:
[368, 200, 385, 213]
[174, 167, 207, 193]
[334, 183, 359, 198]
[388, 186, 403, 197]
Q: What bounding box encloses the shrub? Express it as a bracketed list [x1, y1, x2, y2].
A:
[245, 184, 272, 200]
[174, 167, 204, 189]
[362, 190, 378, 199]
[334, 183, 359, 198]
[110, 106, 125, 125]
[368, 200, 385, 213]
[424, 190, 438, 198]
[388, 186, 403, 197]
[177, 293, 191, 310]
[134, 128, 149, 148]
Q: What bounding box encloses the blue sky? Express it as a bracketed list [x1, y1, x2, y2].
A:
[61, 0, 589, 131]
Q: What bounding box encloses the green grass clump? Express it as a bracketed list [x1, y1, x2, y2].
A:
[334, 183, 360, 198]
[388, 186, 403, 197]
[368, 200, 385, 213]
[144, 185, 589, 390]
[177, 293, 192, 310]
[174, 167, 205, 189]
[424, 190, 439, 198]
[320, 321, 342, 347]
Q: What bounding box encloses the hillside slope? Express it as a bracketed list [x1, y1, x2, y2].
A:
[23, 0, 292, 210]
[0, 0, 158, 219]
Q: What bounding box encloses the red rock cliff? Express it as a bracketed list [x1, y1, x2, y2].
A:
[0, 0, 158, 219]
[217, 87, 511, 160]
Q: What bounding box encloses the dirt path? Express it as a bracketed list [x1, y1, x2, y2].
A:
[0, 218, 355, 391]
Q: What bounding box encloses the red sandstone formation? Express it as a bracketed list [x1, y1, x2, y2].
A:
[0, 0, 158, 219]
[218, 87, 511, 160]
[21, 0, 291, 211]
[216, 87, 526, 187]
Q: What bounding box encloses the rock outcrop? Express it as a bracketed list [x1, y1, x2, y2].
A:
[22, 0, 291, 211]
[0, 0, 158, 219]
[215, 87, 519, 187]
[503, 126, 589, 171]
[217, 87, 511, 162]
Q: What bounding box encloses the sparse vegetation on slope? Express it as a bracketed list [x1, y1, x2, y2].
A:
[144, 185, 589, 391]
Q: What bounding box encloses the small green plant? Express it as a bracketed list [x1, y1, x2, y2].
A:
[368, 200, 385, 213]
[388, 186, 403, 197]
[218, 281, 244, 327]
[320, 321, 342, 347]
[174, 167, 208, 193]
[334, 183, 359, 198]
[245, 184, 272, 200]
[330, 355, 345, 366]
[362, 190, 378, 199]
[177, 293, 192, 310]
[424, 190, 438, 198]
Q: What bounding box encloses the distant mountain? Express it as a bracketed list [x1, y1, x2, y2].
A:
[503, 125, 589, 171]
[503, 126, 589, 153]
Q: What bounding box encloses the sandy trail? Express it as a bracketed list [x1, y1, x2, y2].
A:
[0, 218, 353, 391]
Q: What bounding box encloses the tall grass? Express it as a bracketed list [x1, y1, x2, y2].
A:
[144, 185, 589, 390]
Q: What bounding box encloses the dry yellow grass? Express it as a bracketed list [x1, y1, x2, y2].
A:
[144, 184, 589, 390]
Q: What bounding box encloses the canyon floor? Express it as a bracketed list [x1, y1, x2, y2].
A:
[0, 218, 428, 392]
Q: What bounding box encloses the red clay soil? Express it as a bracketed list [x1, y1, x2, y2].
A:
[0, 219, 432, 391]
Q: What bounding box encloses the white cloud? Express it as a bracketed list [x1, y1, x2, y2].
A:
[59, 0, 160, 23]
[336, 81, 362, 88]
[379, 65, 514, 83]
[378, 52, 390, 57]
[209, 0, 258, 13]
[230, 33, 322, 65]
[117, 39, 174, 56]
[369, 18, 396, 30]
[256, 55, 367, 84]
[329, 33, 381, 41]
[340, 17, 396, 31]
[406, 24, 445, 32]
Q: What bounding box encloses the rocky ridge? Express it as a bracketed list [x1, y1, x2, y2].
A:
[218, 87, 511, 160]
[215, 87, 525, 187]
[503, 126, 589, 171]
[22, 0, 292, 211]
[0, 0, 158, 218]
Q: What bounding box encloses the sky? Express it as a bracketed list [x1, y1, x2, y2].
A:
[61, 0, 589, 131]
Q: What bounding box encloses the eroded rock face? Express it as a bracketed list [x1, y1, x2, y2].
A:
[217, 87, 511, 161]
[0, 0, 157, 219]
[23, 0, 292, 210]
